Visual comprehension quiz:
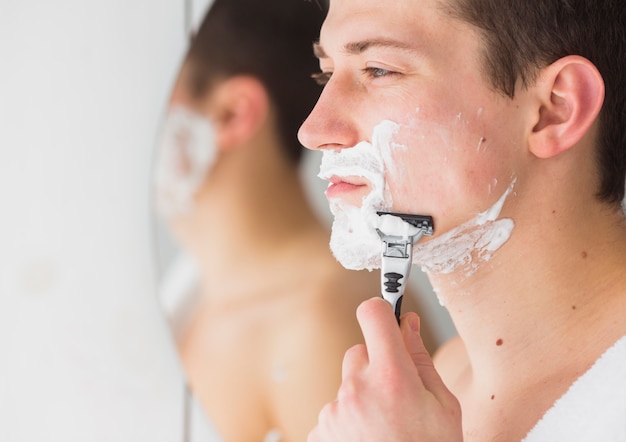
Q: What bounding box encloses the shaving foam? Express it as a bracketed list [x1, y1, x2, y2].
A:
[318, 120, 403, 270]
[378, 213, 421, 238]
[318, 114, 516, 277]
[154, 106, 217, 218]
[414, 180, 516, 277]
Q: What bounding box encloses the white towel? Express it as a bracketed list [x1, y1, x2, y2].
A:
[158, 252, 201, 340]
[524, 334, 626, 441]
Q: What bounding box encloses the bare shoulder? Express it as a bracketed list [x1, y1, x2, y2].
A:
[433, 334, 468, 387]
[298, 257, 378, 341]
[272, 259, 376, 393]
[267, 257, 378, 440]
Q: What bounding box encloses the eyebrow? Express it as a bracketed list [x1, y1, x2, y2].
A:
[312, 39, 419, 59]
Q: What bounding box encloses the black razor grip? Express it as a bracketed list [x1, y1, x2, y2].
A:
[382, 272, 404, 325]
[393, 295, 403, 325]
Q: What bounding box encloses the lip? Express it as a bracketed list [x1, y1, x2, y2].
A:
[325, 175, 369, 199]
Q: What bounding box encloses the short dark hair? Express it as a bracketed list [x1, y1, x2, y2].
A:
[184, 0, 327, 164]
[446, 0, 626, 205]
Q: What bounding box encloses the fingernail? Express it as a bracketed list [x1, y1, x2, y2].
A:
[410, 316, 420, 332]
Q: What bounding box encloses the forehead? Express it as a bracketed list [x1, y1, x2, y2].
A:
[319, 0, 461, 57]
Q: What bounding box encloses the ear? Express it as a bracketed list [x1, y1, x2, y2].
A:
[528, 55, 605, 159]
[205, 75, 270, 151]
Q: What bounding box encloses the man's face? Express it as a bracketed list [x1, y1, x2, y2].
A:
[298, 0, 525, 272]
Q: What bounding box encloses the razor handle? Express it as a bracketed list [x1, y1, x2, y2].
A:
[382, 271, 405, 324]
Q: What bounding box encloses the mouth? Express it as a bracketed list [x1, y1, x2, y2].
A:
[325, 175, 370, 200]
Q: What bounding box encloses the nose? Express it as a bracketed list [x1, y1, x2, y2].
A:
[297, 76, 361, 151]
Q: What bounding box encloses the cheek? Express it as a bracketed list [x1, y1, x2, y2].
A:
[381, 116, 506, 218]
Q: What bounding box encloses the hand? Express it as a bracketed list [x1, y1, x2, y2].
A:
[308, 297, 463, 442]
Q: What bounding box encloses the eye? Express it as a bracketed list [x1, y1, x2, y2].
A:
[362, 67, 397, 79]
[311, 71, 332, 86]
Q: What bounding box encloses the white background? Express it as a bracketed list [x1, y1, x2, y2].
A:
[0, 0, 217, 440]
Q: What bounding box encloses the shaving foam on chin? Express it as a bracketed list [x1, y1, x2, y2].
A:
[154, 106, 217, 218]
[318, 120, 401, 271]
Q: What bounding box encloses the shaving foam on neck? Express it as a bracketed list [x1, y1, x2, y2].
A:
[318, 120, 403, 270]
[414, 179, 516, 278]
[154, 106, 217, 218]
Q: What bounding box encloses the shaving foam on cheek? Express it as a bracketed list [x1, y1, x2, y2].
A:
[318, 120, 404, 270]
[154, 106, 217, 218]
[413, 179, 516, 278]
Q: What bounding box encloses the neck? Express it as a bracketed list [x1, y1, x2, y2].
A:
[170, 141, 328, 299]
[429, 196, 626, 389]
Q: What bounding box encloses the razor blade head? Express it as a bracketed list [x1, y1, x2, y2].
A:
[376, 211, 434, 236]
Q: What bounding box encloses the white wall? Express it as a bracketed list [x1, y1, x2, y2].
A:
[0, 1, 203, 440]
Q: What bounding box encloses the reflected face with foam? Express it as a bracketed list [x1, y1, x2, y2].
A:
[154, 107, 217, 218]
[154, 64, 219, 220]
[298, 0, 527, 274]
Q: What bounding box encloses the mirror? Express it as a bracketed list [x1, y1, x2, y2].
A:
[151, 3, 357, 441]
[151, 1, 455, 441]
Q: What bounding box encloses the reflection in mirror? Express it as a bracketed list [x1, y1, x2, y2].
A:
[153, 1, 357, 441]
[151, 1, 440, 441]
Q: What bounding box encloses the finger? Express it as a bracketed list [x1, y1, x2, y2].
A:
[399, 312, 451, 399]
[307, 427, 320, 442]
[399, 312, 430, 370]
[310, 400, 339, 442]
[341, 343, 368, 382]
[356, 297, 407, 368]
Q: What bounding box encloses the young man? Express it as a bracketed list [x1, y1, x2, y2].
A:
[299, 0, 626, 440]
[154, 0, 432, 440]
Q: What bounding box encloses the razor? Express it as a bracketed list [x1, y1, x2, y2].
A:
[375, 211, 434, 324]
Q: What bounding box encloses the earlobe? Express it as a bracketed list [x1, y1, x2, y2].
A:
[209, 76, 270, 151]
[529, 55, 605, 159]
